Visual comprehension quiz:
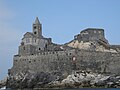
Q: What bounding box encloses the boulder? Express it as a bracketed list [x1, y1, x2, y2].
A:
[0, 77, 7, 88]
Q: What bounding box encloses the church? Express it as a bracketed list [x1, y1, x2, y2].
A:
[19, 17, 52, 55]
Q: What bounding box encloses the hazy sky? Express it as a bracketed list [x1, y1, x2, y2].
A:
[0, 0, 120, 80]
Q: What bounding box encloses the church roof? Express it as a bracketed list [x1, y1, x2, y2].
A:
[24, 32, 35, 38]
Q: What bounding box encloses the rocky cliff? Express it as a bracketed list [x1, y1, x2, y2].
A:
[6, 70, 120, 89]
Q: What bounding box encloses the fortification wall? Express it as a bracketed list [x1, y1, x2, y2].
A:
[10, 50, 120, 76]
[75, 28, 108, 44]
[109, 45, 120, 52]
[11, 50, 74, 75]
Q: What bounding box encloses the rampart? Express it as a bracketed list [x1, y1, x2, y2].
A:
[10, 49, 120, 76]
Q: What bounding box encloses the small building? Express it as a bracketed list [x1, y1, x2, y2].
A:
[74, 28, 109, 44]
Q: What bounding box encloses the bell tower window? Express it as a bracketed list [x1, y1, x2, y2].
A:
[34, 26, 36, 29]
[34, 31, 37, 34]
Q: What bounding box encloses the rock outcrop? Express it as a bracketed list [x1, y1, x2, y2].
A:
[6, 70, 63, 89]
[6, 70, 120, 89]
[67, 40, 117, 53]
[0, 77, 7, 88]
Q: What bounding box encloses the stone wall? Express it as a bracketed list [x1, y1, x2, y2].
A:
[19, 44, 36, 55]
[10, 49, 120, 76]
[109, 45, 120, 52]
[75, 28, 108, 44]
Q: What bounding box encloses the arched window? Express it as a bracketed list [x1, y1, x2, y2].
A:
[34, 31, 37, 34]
[26, 38, 30, 43]
[98, 31, 101, 33]
[34, 26, 36, 29]
[23, 47, 25, 50]
[45, 44, 47, 48]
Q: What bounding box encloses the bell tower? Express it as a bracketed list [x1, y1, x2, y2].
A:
[33, 17, 42, 38]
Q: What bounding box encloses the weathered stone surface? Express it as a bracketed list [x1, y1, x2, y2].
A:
[0, 77, 7, 88]
[6, 70, 120, 89]
[6, 71, 64, 89]
[48, 71, 120, 88]
[7, 17, 120, 89]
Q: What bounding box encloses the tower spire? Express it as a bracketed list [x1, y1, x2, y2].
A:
[34, 17, 40, 24]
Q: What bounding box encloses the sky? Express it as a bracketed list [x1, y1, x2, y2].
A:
[0, 0, 120, 80]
